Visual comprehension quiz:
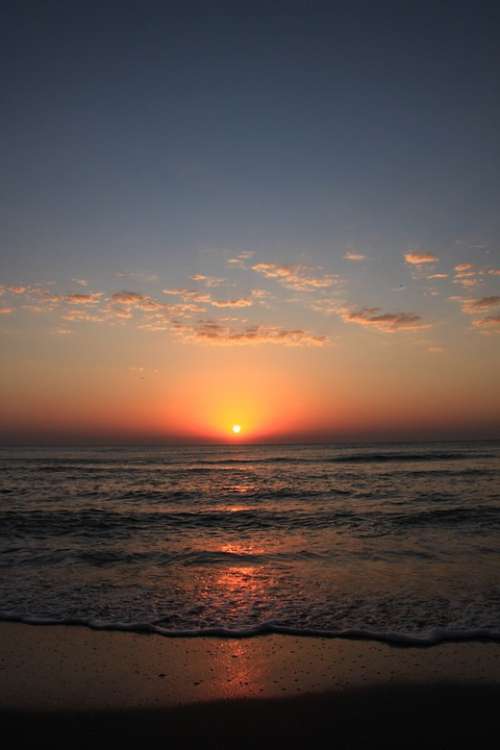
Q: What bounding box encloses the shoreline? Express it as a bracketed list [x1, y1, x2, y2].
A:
[2, 622, 500, 740]
[3, 616, 500, 647]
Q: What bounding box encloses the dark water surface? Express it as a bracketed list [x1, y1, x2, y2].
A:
[1, 442, 499, 644]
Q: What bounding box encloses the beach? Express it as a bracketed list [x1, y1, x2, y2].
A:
[2, 622, 500, 742]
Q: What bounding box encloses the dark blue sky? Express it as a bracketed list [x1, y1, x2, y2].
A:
[2, 1, 499, 281]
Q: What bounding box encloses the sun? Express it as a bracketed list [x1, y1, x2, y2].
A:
[231, 424, 241, 434]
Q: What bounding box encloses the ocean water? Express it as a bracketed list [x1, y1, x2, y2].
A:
[1, 442, 499, 645]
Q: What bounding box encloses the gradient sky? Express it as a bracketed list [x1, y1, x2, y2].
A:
[1, 1, 499, 443]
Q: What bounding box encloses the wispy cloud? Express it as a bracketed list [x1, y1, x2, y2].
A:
[339, 306, 431, 332]
[110, 291, 167, 312]
[174, 320, 328, 346]
[471, 315, 500, 332]
[310, 298, 343, 315]
[72, 278, 88, 287]
[190, 273, 225, 287]
[210, 297, 253, 308]
[115, 272, 159, 283]
[226, 251, 255, 269]
[62, 310, 107, 322]
[64, 292, 103, 305]
[343, 249, 366, 262]
[0, 306, 13, 315]
[456, 296, 500, 315]
[162, 288, 211, 304]
[163, 287, 254, 309]
[404, 252, 439, 266]
[427, 273, 448, 280]
[251, 263, 339, 291]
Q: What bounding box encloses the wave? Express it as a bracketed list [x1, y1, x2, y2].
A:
[3, 450, 496, 472]
[0, 547, 325, 568]
[2, 613, 500, 647]
[3, 502, 500, 541]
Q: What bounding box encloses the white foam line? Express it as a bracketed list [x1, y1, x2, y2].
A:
[1, 613, 500, 647]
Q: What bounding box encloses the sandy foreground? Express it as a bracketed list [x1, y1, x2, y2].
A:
[1, 622, 500, 742]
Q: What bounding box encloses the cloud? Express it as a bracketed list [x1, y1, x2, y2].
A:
[72, 278, 88, 287]
[210, 297, 253, 308]
[0, 306, 13, 315]
[64, 292, 103, 305]
[137, 321, 170, 332]
[30, 290, 61, 307]
[471, 315, 500, 332]
[163, 287, 255, 309]
[343, 249, 366, 262]
[190, 274, 225, 287]
[6, 285, 28, 295]
[310, 298, 343, 315]
[115, 272, 159, 282]
[488, 269, 500, 276]
[427, 273, 448, 280]
[175, 320, 328, 346]
[455, 277, 480, 288]
[452, 262, 483, 288]
[458, 296, 500, 315]
[251, 263, 339, 291]
[339, 306, 431, 332]
[162, 288, 212, 304]
[226, 251, 255, 269]
[62, 310, 107, 322]
[404, 252, 439, 265]
[250, 288, 271, 299]
[110, 291, 167, 312]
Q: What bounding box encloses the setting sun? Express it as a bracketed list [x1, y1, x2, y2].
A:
[231, 424, 241, 434]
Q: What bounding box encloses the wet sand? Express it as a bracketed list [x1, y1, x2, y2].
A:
[1, 622, 500, 743]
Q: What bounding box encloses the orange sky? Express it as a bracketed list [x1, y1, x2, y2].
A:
[1, 258, 499, 444]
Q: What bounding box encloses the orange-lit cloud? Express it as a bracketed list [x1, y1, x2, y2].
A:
[471, 315, 500, 332]
[190, 273, 226, 287]
[62, 309, 107, 322]
[174, 320, 328, 346]
[111, 291, 168, 312]
[0, 306, 13, 315]
[6, 285, 29, 295]
[64, 292, 103, 305]
[251, 262, 339, 291]
[340, 306, 431, 332]
[457, 296, 500, 315]
[404, 252, 439, 265]
[210, 297, 253, 308]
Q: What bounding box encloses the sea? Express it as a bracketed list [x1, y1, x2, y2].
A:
[1, 442, 499, 645]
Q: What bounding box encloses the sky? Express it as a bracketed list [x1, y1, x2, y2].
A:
[1, 1, 499, 444]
